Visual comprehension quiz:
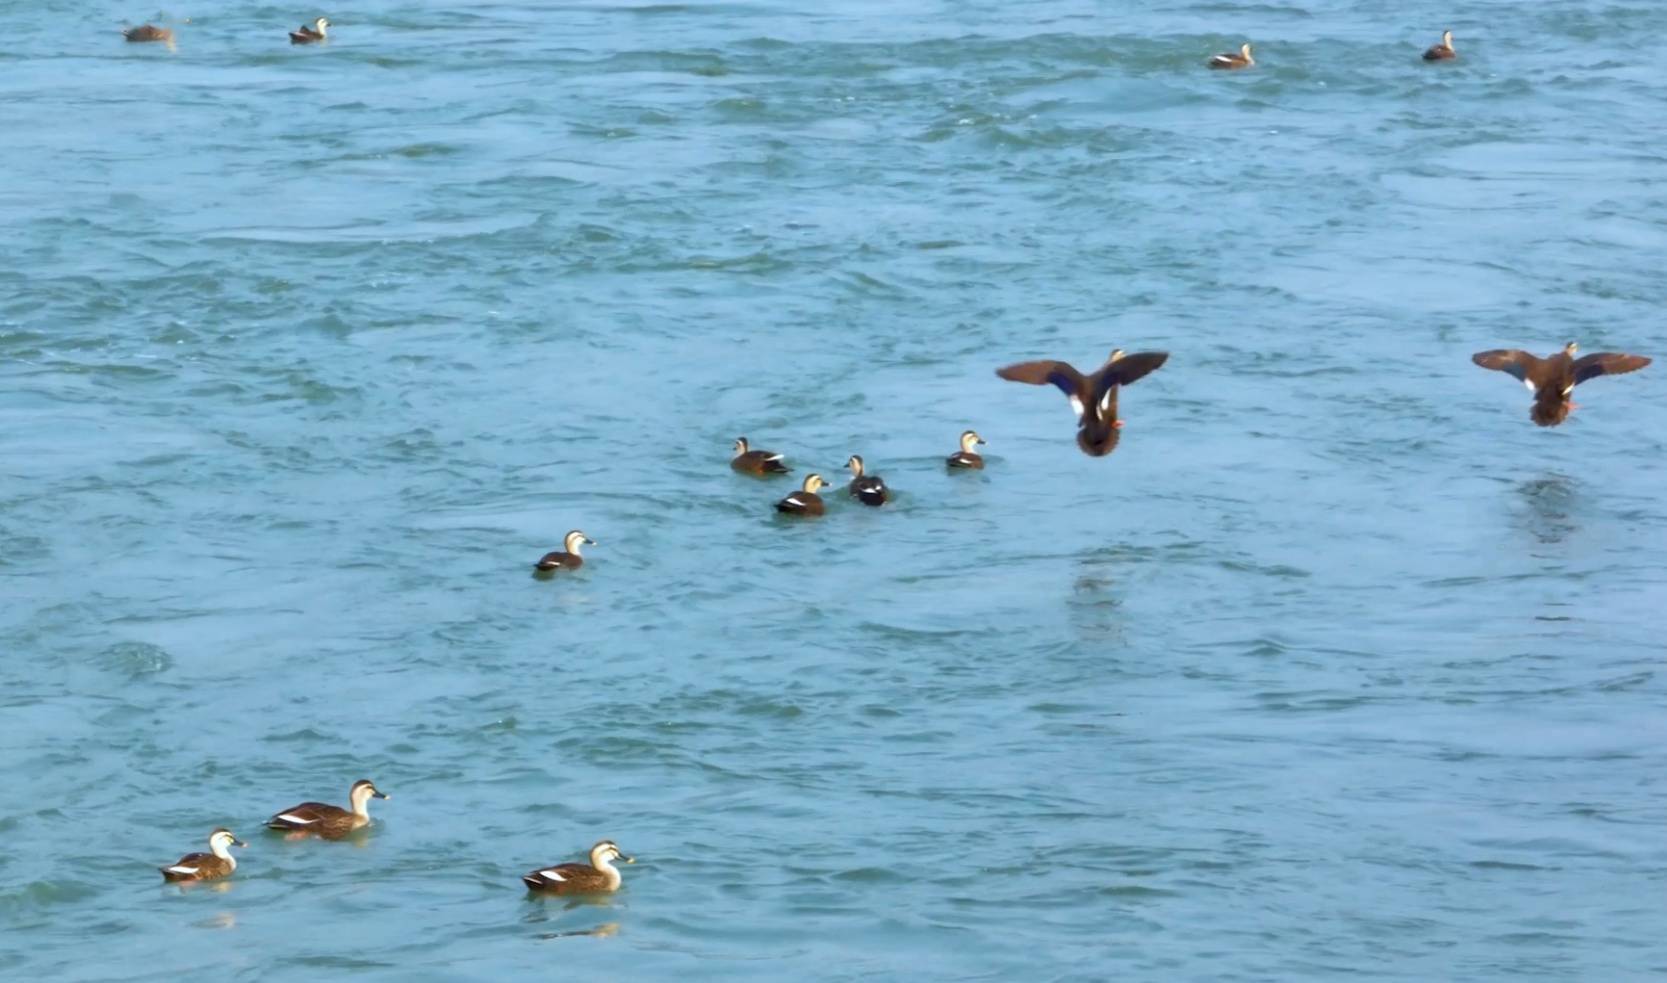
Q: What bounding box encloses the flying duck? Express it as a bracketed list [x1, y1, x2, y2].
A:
[535, 530, 594, 571]
[1208, 43, 1254, 70]
[844, 455, 888, 507]
[946, 430, 987, 469]
[776, 474, 829, 516]
[731, 437, 790, 475]
[523, 840, 635, 895]
[160, 828, 246, 882]
[266, 779, 388, 839]
[996, 348, 1169, 456]
[1422, 30, 1456, 61]
[122, 24, 173, 43]
[1472, 342, 1651, 427]
[289, 17, 329, 44]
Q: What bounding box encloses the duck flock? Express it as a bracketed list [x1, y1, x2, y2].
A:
[126, 17, 1655, 899]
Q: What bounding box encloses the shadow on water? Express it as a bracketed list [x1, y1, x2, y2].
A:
[1515, 473, 1579, 546]
[1068, 554, 1126, 644]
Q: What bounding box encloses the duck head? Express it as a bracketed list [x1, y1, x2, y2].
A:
[564, 530, 595, 554]
[350, 779, 389, 814]
[959, 430, 986, 453]
[589, 839, 634, 868]
[208, 828, 248, 857]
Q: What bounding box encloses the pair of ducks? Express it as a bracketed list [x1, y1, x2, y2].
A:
[122, 17, 330, 46]
[733, 432, 997, 516]
[1207, 31, 1458, 70]
[997, 342, 1647, 438]
[162, 780, 634, 895]
[160, 779, 389, 882]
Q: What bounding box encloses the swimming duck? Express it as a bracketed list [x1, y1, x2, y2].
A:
[1472, 342, 1651, 427]
[946, 430, 987, 469]
[289, 17, 329, 44]
[731, 437, 790, 475]
[996, 349, 1168, 456]
[1422, 30, 1456, 61]
[160, 828, 246, 882]
[522, 840, 635, 895]
[122, 24, 173, 43]
[845, 455, 888, 507]
[1208, 43, 1254, 70]
[266, 779, 388, 839]
[535, 530, 594, 571]
[776, 474, 829, 516]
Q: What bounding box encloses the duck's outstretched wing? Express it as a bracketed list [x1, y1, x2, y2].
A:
[1573, 353, 1651, 384]
[1472, 350, 1540, 386]
[996, 361, 1089, 420]
[1100, 352, 1168, 389]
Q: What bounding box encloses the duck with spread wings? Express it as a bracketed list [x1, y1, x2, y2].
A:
[1471, 342, 1650, 427]
[995, 348, 1169, 456]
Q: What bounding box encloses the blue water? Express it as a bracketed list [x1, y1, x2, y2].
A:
[3, 1, 1666, 979]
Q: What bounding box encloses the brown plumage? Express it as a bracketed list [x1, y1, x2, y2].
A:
[1423, 30, 1456, 61]
[266, 779, 388, 839]
[523, 840, 634, 895]
[1472, 342, 1650, 427]
[776, 474, 828, 516]
[160, 828, 245, 882]
[996, 348, 1169, 456]
[123, 24, 173, 43]
[845, 455, 888, 506]
[731, 437, 790, 475]
[1208, 43, 1254, 70]
[289, 17, 329, 44]
[535, 530, 594, 571]
[946, 430, 986, 469]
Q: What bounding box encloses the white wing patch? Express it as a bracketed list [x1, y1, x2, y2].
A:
[1068, 395, 1085, 420]
[1099, 388, 1115, 413]
[166, 865, 198, 875]
[1522, 377, 1536, 391]
[537, 869, 566, 882]
[275, 813, 315, 825]
[765, 453, 783, 461]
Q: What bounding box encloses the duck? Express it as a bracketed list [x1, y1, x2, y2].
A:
[1422, 30, 1457, 61]
[266, 779, 388, 839]
[122, 24, 173, 44]
[289, 17, 329, 44]
[1208, 43, 1254, 70]
[844, 455, 888, 507]
[776, 474, 829, 516]
[535, 530, 594, 572]
[946, 430, 987, 469]
[996, 348, 1168, 457]
[523, 840, 635, 895]
[1472, 342, 1651, 427]
[160, 828, 246, 882]
[731, 437, 790, 476]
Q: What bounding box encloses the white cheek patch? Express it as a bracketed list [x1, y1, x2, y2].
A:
[538, 869, 566, 881]
[276, 813, 315, 825]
